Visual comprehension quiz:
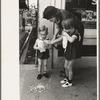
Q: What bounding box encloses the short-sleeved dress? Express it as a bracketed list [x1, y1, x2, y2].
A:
[64, 31, 81, 60]
[36, 38, 49, 59]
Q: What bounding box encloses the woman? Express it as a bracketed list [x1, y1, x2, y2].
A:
[43, 6, 84, 43]
[43, 6, 84, 76]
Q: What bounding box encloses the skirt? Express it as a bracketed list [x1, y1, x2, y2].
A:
[64, 42, 81, 60]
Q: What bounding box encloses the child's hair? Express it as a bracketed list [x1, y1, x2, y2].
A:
[61, 18, 76, 30]
[38, 25, 48, 35]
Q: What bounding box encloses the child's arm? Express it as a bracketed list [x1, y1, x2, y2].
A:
[50, 35, 63, 44]
[34, 39, 40, 50]
[63, 31, 78, 43]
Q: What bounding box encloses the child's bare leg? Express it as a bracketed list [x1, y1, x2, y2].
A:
[67, 60, 75, 83]
[60, 59, 69, 84]
[43, 59, 49, 78]
[43, 59, 48, 73]
[38, 58, 43, 74]
[64, 59, 69, 79]
[61, 60, 74, 87]
[37, 58, 43, 79]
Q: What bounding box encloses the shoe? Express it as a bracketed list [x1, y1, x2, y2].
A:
[37, 74, 42, 80]
[60, 78, 68, 84]
[43, 73, 49, 78]
[62, 82, 72, 87]
[59, 73, 66, 77]
[60, 70, 65, 73]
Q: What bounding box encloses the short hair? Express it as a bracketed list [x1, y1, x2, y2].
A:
[38, 25, 48, 34]
[61, 18, 76, 30]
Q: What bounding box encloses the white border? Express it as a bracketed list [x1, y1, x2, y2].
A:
[97, 0, 99, 100]
[1, 0, 98, 100]
[1, 0, 20, 100]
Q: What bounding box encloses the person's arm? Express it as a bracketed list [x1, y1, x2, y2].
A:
[34, 39, 40, 50]
[63, 32, 77, 43]
[50, 35, 63, 44]
[53, 24, 60, 39]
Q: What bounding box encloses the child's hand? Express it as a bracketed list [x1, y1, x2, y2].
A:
[43, 42, 48, 48]
[44, 40, 53, 45]
[49, 40, 54, 45]
[44, 45, 49, 49]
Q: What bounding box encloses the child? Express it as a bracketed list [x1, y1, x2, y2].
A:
[50, 18, 81, 87]
[34, 25, 50, 80]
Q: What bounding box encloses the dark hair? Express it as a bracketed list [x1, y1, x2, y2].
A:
[61, 18, 76, 30]
[38, 25, 48, 34]
[54, 9, 61, 19]
[43, 6, 58, 19]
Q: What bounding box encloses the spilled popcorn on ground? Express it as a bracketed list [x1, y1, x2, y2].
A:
[26, 78, 52, 95]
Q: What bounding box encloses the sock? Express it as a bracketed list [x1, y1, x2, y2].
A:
[68, 80, 72, 83]
[65, 76, 69, 80]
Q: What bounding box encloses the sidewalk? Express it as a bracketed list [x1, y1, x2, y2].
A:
[20, 57, 97, 100]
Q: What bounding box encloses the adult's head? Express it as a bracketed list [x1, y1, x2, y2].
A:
[43, 6, 75, 23]
[43, 6, 60, 23]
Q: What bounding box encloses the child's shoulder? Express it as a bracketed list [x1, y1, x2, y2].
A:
[37, 37, 42, 40]
[35, 38, 40, 42]
[35, 38, 38, 41]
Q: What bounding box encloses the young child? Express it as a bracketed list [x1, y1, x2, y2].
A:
[50, 18, 81, 87]
[34, 25, 50, 80]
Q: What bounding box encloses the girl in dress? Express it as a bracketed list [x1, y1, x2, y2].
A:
[50, 18, 81, 87]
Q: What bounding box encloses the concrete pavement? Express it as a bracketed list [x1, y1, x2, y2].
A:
[20, 59, 97, 100]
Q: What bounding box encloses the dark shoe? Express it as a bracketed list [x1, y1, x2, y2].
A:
[43, 73, 49, 78]
[59, 69, 66, 77]
[59, 73, 66, 77]
[37, 74, 42, 80]
[60, 69, 65, 73]
[60, 70, 64, 73]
